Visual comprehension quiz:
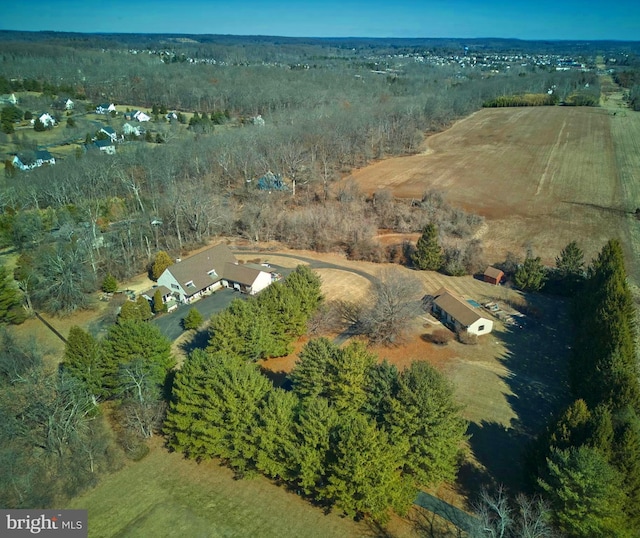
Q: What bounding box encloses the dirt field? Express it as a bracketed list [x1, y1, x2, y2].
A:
[346, 105, 639, 277]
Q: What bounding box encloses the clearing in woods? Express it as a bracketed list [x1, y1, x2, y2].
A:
[346, 105, 640, 282]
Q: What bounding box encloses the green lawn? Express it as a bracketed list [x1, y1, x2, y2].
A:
[67, 441, 371, 538]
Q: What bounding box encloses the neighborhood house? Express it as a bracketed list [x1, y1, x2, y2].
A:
[100, 126, 118, 142]
[52, 97, 74, 110]
[96, 103, 116, 114]
[12, 149, 56, 170]
[124, 110, 151, 122]
[92, 139, 116, 154]
[31, 113, 56, 127]
[157, 243, 274, 305]
[429, 287, 494, 336]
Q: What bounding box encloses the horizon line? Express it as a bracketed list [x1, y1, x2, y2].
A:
[0, 29, 638, 43]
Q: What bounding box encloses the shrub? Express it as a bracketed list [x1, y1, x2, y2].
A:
[101, 273, 118, 293]
[182, 307, 204, 331]
[457, 330, 478, 345]
[427, 329, 453, 345]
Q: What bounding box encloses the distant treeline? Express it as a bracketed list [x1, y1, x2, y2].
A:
[613, 69, 640, 111]
[1, 30, 640, 57]
[483, 93, 558, 107]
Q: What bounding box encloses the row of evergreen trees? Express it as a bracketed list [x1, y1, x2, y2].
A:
[533, 240, 640, 537]
[164, 338, 468, 523]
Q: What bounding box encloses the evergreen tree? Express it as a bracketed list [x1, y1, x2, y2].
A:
[283, 265, 323, 320]
[0, 265, 26, 324]
[135, 296, 153, 321]
[152, 288, 167, 314]
[587, 404, 615, 459]
[539, 446, 630, 537]
[293, 396, 339, 495]
[118, 297, 153, 322]
[256, 283, 305, 354]
[182, 307, 203, 330]
[164, 350, 271, 475]
[322, 413, 414, 523]
[254, 389, 299, 481]
[554, 240, 585, 293]
[612, 409, 640, 529]
[151, 251, 173, 281]
[62, 326, 103, 397]
[118, 300, 141, 322]
[101, 273, 118, 293]
[363, 359, 400, 426]
[208, 298, 277, 359]
[387, 361, 468, 486]
[101, 320, 174, 396]
[290, 337, 336, 400]
[327, 341, 376, 413]
[412, 223, 443, 271]
[547, 399, 592, 450]
[514, 253, 547, 291]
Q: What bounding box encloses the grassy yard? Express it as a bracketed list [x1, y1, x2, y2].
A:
[67, 440, 371, 538]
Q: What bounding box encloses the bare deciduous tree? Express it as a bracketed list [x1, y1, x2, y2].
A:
[359, 269, 422, 346]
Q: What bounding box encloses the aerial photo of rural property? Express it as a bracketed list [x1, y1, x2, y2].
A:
[1, 1, 640, 537]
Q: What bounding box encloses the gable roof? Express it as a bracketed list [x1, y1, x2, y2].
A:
[94, 139, 114, 148]
[166, 243, 237, 295]
[433, 287, 484, 327]
[35, 149, 54, 161]
[484, 266, 504, 280]
[101, 126, 116, 135]
[223, 262, 264, 287]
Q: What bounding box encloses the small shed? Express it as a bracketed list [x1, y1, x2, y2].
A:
[484, 266, 504, 285]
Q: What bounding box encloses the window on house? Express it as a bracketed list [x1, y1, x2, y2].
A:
[171, 284, 179, 290]
[478, 325, 485, 331]
[207, 270, 217, 277]
[186, 280, 195, 288]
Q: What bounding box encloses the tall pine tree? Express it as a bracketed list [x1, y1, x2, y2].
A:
[412, 223, 443, 271]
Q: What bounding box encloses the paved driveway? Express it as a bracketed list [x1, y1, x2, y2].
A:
[153, 287, 240, 341]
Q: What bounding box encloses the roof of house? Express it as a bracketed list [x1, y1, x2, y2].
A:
[223, 262, 265, 287]
[433, 287, 484, 327]
[166, 243, 237, 295]
[101, 126, 116, 134]
[36, 149, 54, 161]
[142, 285, 172, 299]
[94, 139, 114, 148]
[484, 266, 504, 279]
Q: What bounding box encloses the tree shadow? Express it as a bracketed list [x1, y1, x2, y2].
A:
[180, 328, 210, 354]
[259, 368, 291, 390]
[465, 292, 573, 494]
[408, 506, 466, 538]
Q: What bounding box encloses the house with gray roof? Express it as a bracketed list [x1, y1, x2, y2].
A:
[429, 287, 493, 336]
[157, 243, 273, 304]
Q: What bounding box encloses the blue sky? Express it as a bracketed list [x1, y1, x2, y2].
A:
[2, 0, 639, 40]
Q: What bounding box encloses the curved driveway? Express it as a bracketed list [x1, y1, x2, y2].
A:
[230, 249, 379, 285]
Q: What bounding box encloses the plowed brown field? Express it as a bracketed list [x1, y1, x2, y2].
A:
[347, 106, 640, 279]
